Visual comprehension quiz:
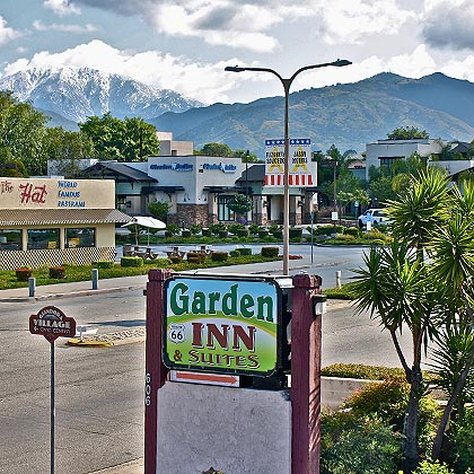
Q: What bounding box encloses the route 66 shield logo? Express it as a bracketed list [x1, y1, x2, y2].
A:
[168, 323, 186, 344]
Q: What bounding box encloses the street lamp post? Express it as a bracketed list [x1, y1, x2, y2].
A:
[225, 60, 351, 275]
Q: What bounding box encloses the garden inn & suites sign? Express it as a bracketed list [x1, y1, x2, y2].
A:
[163, 275, 281, 376]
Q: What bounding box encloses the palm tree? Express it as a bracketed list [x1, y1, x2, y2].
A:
[353, 168, 451, 472]
[352, 242, 440, 473]
[428, 179, 474, 460]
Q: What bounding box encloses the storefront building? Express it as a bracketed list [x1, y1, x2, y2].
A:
[81, 155, 318, 228]
[0, 177, 130, 270]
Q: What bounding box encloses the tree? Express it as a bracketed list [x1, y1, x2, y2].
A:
[353, 169, 451, 473]
[197, 142, 233, 157]
[226, 194, 253, 223]
[0, 91, 48, 175]
[233, 149, 259, 162]
[387, 126, 429, 140]
[353, 169, 474, 471]
[43, 127, 95, 177]
[148, 200, 170, 223]
[80, 113, 159, 161]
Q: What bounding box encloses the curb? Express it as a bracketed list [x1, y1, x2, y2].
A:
[88, 458, 143, 474]
[0, 285, 143, 303]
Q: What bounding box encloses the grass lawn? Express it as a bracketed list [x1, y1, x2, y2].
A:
[1, 254, 281, 291]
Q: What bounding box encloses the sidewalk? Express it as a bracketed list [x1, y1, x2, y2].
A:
[0, 258, 311, 302]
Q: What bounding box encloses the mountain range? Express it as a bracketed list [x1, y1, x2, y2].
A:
[2, 66, 474, 154]
[0, 66, 202, 126]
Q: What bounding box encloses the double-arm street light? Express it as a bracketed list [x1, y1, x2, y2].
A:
[225, 59, 351, 275]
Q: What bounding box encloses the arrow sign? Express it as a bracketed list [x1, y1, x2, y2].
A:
[170, 370, 240, 387]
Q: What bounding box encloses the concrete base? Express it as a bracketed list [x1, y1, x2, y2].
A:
[157, 382, 291, 474]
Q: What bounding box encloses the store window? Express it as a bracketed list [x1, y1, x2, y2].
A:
[217, 196, 235, 222]
[66, 228, 96, 248]
[27, 228, 60, 249]
[0, 229, 22, 250]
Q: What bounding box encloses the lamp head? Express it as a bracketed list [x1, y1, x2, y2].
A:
[333, 59, 352, 67]
[225, 65, 245, 72]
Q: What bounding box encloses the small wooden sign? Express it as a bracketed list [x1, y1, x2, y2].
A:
[29, 306, 76, 343]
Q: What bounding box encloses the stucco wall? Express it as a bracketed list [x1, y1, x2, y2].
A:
[157, 382, 291, 474]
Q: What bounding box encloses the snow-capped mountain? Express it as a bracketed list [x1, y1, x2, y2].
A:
[0, 66, 203, 125]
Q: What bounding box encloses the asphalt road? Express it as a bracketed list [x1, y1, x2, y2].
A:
[0, 246, 412, 474]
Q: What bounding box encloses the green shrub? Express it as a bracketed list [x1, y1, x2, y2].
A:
[227, 223, 245, 234]
[15, 267, 32, 282]
[209, 223, 226, 236]
[238, 248, 252, 256]
[322, 363, 405, 381]
[181, 229, 191, 238]
[413, 460, 455, 474]
[258, 229, 269, 238]
[236, 228, 249, 237]
[321, 411, 402, 474]
[316, 224, 344, 236]
[190, 224, 202, 235]
[289, 227, 302, 240]
[121, 256, 143, 267]
[229, 249, 241, 257]
[343, 378, 440, 453]
[211, 251, 228, 262]
[370, 238, 385, 245]
[261, 246, 279, 258]
[450, 407, 474, 473]
[272, 230, 283, 239]
[249, 224, 260, 235]
[49, 266, 66, 279]
[93, 260, 114, 269]
[218, 230, 228, 238]
[166, 223, 180, 235]
[202, 228, 211, 237]
[344, 226, 360, 237]
[333, 233, 356, 242]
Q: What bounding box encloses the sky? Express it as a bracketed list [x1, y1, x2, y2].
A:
[1, 0, 474, 105]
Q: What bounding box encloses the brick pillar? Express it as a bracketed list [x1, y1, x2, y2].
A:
[145, 269, 172, 474]
[291, 273, 324, 474]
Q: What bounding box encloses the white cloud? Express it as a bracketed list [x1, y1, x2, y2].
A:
[32, 20, 97, 33]
[43, 0, 81, 16]
[316, 0, 416, 44]
[2, 40, 241, 103]
[0, 16, 21, 46]
[422, 0, 474, 50]
[152, 2, 280, 52]
[72, 0, 415, 51]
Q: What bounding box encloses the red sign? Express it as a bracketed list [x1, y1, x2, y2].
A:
[29, 306, 76, 343]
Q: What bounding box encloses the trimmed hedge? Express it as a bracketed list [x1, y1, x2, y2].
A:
[121, 256, 143, 267]
[49, 266, 66, 279]
[211, 251, 229, 262]
[229, 249, 241, 257]
[261, 246, 279, 258]
[15, 267, 32, 282]
[289, 228, 303, 239]
[238, 248, 252, 256]
[181, 230, 191, 238]
[92, 260, 114, 269]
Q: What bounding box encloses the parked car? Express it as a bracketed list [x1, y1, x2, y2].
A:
[358, 208, 390, 228]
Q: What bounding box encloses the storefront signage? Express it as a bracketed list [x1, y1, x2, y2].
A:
[202, 163, 237, 173]
[163, 276, 281, 376]
[264, 138, 314, 186]
[150, 163, 193, 172]
[0, 177, 115, 209]
[29, 305, 77, 343]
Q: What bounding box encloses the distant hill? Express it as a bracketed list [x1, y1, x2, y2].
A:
[0, 66, 203, 128]
[1, 67, 474, 153]
[150, 72, 474, 153]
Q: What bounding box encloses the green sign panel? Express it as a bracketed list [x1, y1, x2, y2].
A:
[163, 276, 281, 376]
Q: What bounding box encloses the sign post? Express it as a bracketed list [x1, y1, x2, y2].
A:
[29, 306, 76, 474]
